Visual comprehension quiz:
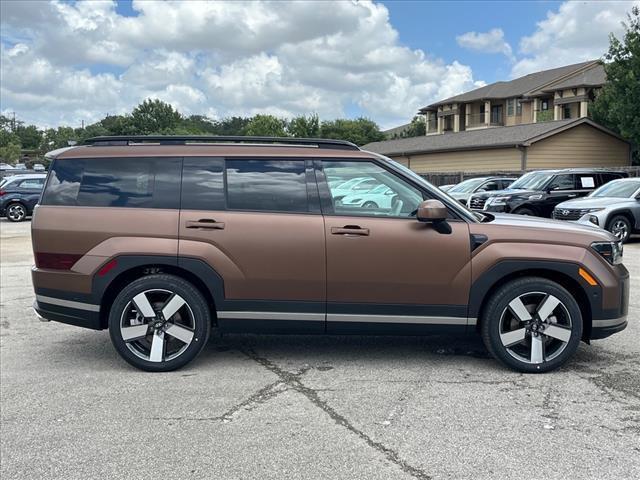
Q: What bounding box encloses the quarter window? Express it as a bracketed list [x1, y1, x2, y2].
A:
[225, 159, 308, 213]
[321, 160, 424, 218]
[41, 158, 181, 209]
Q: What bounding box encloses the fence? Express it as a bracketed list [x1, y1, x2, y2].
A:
[420, 166, 640, 187]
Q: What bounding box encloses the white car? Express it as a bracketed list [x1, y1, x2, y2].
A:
[340, 184, 396, 209]
[329, 176, 378, 201]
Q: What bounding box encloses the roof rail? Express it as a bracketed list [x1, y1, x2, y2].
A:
[83, 135, 360, 151]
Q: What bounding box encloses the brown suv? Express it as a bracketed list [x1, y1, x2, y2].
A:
[31, 136, 629, 373]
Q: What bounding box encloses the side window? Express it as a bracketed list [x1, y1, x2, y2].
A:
[477, 180, 500, 192]
[599, 173, 621, 186]
[321, 160, 424, 217]
[41, 158, 181, 209]
[503, 179, 515, 188]
[225, 159, 308, 213]
[548, 174, 575, 191]
[577, 174, 596, 190]
[18, 178, 44, 189]
[181, 157, 224, 210]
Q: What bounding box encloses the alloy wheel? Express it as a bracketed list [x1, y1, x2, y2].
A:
[498, 291, 572, 365]
[7, 204, 26, 221]
[120, 289, 196, 363]
[610, 219, 629, 241]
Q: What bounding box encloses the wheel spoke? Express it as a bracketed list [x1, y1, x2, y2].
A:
[161, 294, 186, 320]
[133, 292, 156, 318]
[544, 324, 572, 343]
[121, 324, 149, 342]
[536, 295, 560, 322]
[530, 335, 544, 364]
[165, 323, 194, 344]
[500, 328, 527, 347]
[149, 331, 165, 362]
[508, 297, 532, 322]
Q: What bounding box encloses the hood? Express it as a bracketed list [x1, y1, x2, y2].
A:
[555, 197, 633, 209]
[471, 188, 536, 200]
[448, 192, 471, 201]
[484, 212, 615, 244]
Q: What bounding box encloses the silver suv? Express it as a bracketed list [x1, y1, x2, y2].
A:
[553, 178, 640, 242]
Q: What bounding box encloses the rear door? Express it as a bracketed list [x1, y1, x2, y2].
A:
[317, 159, 472, 334]
[178, 157, 325, 333]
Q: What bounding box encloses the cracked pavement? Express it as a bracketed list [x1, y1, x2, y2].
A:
[1, 219, 639, 480]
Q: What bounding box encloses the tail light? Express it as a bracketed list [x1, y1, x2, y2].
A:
[35, 252, 83, 270]
[0, 190, 6, 196]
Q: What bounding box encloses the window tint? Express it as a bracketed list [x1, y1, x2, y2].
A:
[181, 157, 224, 210]
[41, 158, 181, 209]
[225, 159, 308, 213]
[322, 160, 424, 218]
[477, 180, 500, 192]
[548, 174, 575, 191]
[600, 173, 623, 185]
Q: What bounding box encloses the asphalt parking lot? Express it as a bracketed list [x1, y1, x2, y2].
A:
[1, 219, 638, 480]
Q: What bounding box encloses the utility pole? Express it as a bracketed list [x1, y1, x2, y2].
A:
[10, 111, 16, 132]
[81, 119, 85, 129]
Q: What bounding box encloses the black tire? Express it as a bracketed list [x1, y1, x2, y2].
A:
[512, 207, 536, 217]
[481, 277, 583, 373]
[362, 201, 378, 209]
[108, 274, 211, 372]
[606, 215, 632, 243]
[6, 202, 27, 222]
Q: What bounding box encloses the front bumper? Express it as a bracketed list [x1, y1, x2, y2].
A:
[591, 316, 628, 339]
[590, 269, 629, 340]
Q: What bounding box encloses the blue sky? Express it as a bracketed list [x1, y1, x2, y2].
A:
[0, 0, 634, 128]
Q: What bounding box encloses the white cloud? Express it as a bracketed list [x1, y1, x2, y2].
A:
[511, 0, 639, 77]
[0, 0, 483, 129]
[456, 28, 514, 60]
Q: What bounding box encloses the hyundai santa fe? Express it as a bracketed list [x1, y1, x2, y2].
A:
[31, 136, 629, 373]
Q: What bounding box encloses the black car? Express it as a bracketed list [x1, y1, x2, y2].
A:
[0, 174, 47, 221]
[468, 169, 628, 217]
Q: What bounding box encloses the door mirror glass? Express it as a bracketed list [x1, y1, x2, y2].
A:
[416, 200, 447, 222]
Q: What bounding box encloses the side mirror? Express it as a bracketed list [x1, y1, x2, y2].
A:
[416, 200, 451, 234]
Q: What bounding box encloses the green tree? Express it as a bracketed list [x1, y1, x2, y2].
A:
[131, 99, 182, 134]
[213, 117, 251, 135]
[242, 114, 288, 136]
[15, 124, 42, 149]
[591, 6, 640, 164]
[0, 143, 21, 163]
[288, 114, 320, 137]
[402, 116, 426, 138]
[320, 117, 385, 146]
[99, 115, 137, 135]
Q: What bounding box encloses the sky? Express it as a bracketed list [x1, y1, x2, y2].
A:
[0, 0, 637, 130]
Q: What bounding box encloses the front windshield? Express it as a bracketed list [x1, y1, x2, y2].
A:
[448, 177, 486, 193]
[590, 180, 640, 198]
[509, 172, 554, 190]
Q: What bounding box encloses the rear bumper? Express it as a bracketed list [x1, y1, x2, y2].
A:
[33, 295, 102, 330]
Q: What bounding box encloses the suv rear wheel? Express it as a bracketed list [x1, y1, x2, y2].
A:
[108, 274, 211, 372]
[481, 277, 582, 373]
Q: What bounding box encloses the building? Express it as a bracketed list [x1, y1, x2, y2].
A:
[363, 61, 631, 173]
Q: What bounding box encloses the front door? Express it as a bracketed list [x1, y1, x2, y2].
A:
[178, 157, 325, 333]
[318, 159, 472, 334]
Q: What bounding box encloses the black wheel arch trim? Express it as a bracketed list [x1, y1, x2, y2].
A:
[468, 259, 605, 322]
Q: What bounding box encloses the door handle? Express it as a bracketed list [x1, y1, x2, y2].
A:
[186, 219, 225, 230]
[331, 225, 370, 236]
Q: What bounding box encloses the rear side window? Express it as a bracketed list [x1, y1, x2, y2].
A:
[225, 159, 308, 213]
[181, 157, 225, 210]
[576, 174, 596, 189]
[42, 158, 181, 209]
[600, 173, 623, 185]
[18, 178, 44, 189]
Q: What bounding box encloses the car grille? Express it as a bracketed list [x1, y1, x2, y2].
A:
[553, 208, 589, 221]
[469, 197, 486, 210]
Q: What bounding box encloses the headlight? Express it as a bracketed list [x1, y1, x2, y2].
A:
[528, 194, 543, 200]
[586, 208, 604, 213]
[488, 196, 511, 206]
[591, 241, 623, 265]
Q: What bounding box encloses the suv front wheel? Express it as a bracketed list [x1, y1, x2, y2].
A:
[108, 274, 211, 372]
[481, 277, 583, 373]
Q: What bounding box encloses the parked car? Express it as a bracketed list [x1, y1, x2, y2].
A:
[0, 163, 15, 170]
[329, 176, 379, 201]
[439, 184, 455, 192]
[553, 178, 640, 243]
[13, 163, 27, 170]
[340, 184, 396, 209]
[468, 169, 628, 217]
[0, 173, 47, 221]
[446, 176, 517, 205]
[33, 163, 46, 171]
[32, 136, 628, 374]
